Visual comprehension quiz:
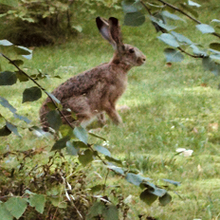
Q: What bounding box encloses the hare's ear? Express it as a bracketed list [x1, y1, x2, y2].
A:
[108, 17, 124, 53]
[96, 17, 117, 49]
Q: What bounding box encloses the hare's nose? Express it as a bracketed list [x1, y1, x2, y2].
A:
[142, 57, 146, 62]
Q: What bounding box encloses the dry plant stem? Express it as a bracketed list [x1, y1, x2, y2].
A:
[0, 53, 74, 129]
[103, 169, 110, 193]
[157, 0, 220, 39]
[140, 1, 206, 58]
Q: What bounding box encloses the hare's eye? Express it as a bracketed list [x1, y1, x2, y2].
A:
[129, 48, 135, 53]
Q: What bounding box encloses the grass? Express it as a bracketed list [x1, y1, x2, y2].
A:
[1, 2, 220, 219]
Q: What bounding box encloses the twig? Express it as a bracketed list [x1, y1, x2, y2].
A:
[156, 0, 220, 39]
[0, 53, 74, 129]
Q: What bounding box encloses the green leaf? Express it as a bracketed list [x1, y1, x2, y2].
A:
[10, 59, 24, 66]
[29, 194, 46, 214]
[51, 136, 70, 151]
[140, 189, 158, 206]
[72, 140, 88, 148]
[5, 197, 27, 219]
[16, 71, 29, 82]
[107, 165, 124, 175]
[159, 193, 172, 206]
[0, 96, 16, 113]
[88, 132, 106, 141]
[171, 31, 192, 45]
[202, 56, 220, 76]
[0, 125, 11, 136]
[0, 39, 13, 46]
[22, 86, 42, 103]
[196, 24, 215, 34]
[103, 205, 119, 220]
[157, 33, 179, 48]
[90, 184, 105, 193]
[50, 198, 67, 208]
[72, 25, 83, 32]
[13, 112, 31, 123]
[162, 178, 181, 186]
[78, 149, 93, 166]
[164, 48, 184, 62]
[0, 203, 13, 220]
[86, 202, 106, 219]
[105, 156, 122, 165]
[94, 145, 111, 157]
[73, 126, 88, 144]
[162, 11, 185, 22]
[46, 110, 62, 131]
[180, 3, 198, 17]
[126, 173, 151, 186]
[121, 0, 143, 13]
[150, 16, 176, 32]
[124, 11, 145, 27]
[6, 121, 20, 136]
[66, 141, 78, 156]
[14, 46, 32, 59]
[148, 187, 167, 197]
[209, 43, 220, 52]
[190, 44, 207, 56]
[0, 71, 17, 86]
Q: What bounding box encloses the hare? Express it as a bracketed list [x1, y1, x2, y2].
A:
[39, 17, 146, 131]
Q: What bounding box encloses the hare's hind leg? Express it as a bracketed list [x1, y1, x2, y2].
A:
[103, 103, 122, 125]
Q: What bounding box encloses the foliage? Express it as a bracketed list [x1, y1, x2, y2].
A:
[122, 0, 220, 76]
[0, 40, 175, 219]
[0, 0, 121, 46]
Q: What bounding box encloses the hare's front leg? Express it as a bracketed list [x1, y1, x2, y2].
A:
[104, 104, 122, 125]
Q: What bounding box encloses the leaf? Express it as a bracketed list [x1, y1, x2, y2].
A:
[148, 187, 167, 197]
[86, 202, 106, 219]
[78, 149, 93, 166]
[202, 56, 220, 76]
[5, 197, 27, 219]
[159, 193, 172, 206]
[162, 11, 185, 22]
[16, 71, 29, 82]
[121, 0, 143, 13]
[164, 48, 184, 62]
[0, 71, 17, 86]
[162, 178, 181, 186]
[157, 33, 180, 48]
[51, 136, 70, 151]
[196, 24, 215, 34]
[124, 11, 145, 27]
[0, 96, 16, 113]
[0, 39, 13, 46]
[46, 110, 62, 131]
[0, 125, 11, 136]
[107, 165, 124, 175]
[90, 184, 105, 193]
[126, 173, 150, 186]
[188, 0, 201, 7]
[66, 141, 78, 156]
[150, 16, 176, 32]
[209, 43, 220, 52]
[210, 54, 220, 61]
[14, 112, 31, 124]
[73, 126, 88, 144]
[0, 203, 13, 220]
[190, 44, 207, 56]
[10, 59, 24, 66]
[6, 121, 20, 136]
[88, 132, 106, 141]
[50, 198, 67, 208]
[29, 194, 46, 214]
[211, 19, 220, 23]
[72, 25, 82, 32]
[171, 31, 192, 45]
[103, 205, 119, 220]
[180, 3, 198, 18]
[140, 189, 158, 206]
[94, 145, 111, 157]
[105, 156, 122, 165]
[22, 86, 42, 103]
[14, 46, 32, 59]
[72, 140, 88, 148]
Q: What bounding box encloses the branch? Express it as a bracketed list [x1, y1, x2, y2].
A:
[0, 53, 74, 129]
[156, 0, 220, 39]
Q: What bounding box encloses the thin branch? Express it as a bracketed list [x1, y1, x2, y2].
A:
[140, 0, 152, 15]
[177, 47, 204, 58]
[156, 0, 220, 39]
[0, 53, 74, 129]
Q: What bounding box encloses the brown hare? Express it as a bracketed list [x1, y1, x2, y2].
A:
[39, 17, 146, 131]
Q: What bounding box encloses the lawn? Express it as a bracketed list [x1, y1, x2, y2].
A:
[1, 2, 220, 220]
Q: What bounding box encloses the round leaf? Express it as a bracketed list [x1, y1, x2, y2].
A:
[122, 0, 143, 13]
[107, 165, 125, 175]
[140, 189, 158, 206]
[0, 203, 13, 220]
[164, 48, 184, 62]
[0, 71, 17, 86]
[0, 125, 11, 136]
[73, 126, 88, 144]
[162, 11, 185, 22]
[126, 173, 150, 186]
[209, 42, 220, 52]
[0, 39, 13, 46]
[157, 33, 180, 48]
[94, 145, 111, 157]
[124, 11, 145, 27]
[103, 205, 119, 220]
[22, 86, 42, 103]
[29, 194, 46, 214]
[51, 136, 70, 151]
[78, 149, 93, 166]
[196, 24, 215, 34]
[66, 141, 78, 156]
[171, 31, 192, 45]
[159, 193, 172, 206]
[46, 110, 62, 131]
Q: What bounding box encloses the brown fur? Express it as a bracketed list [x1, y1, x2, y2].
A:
[39, 17, 146, 130]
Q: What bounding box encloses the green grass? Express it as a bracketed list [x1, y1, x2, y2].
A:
[1, 3, 220, 219]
